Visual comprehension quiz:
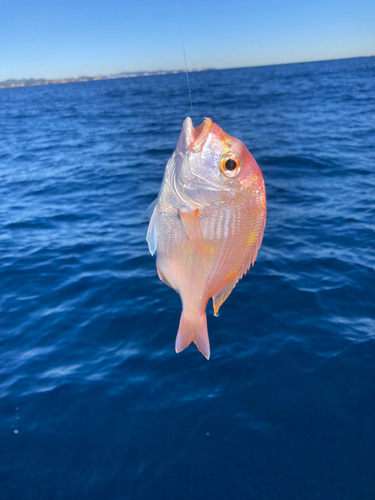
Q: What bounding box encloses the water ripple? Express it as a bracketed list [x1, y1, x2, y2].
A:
[0, 57, 374, 499]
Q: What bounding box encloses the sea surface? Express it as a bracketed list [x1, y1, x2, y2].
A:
[0, 57, 374, 499]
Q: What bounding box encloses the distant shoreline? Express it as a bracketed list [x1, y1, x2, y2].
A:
[1, 56, 373, 89]
[0, 69, 196, 89]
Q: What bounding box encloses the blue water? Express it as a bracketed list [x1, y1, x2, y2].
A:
[0, 57, 374, 499]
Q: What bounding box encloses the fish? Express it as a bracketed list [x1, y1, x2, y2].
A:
[147, 117, 266, 359]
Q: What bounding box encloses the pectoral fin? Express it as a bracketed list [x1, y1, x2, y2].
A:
[180, 209, 205, 257]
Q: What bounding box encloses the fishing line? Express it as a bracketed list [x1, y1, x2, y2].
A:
[181, 33, 195, 126]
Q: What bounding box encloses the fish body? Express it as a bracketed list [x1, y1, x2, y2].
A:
[147, 117, 266, 359]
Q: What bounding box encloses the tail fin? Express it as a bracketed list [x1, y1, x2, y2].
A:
[175, 312, 210, 360]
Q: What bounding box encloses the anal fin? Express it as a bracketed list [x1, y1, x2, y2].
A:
[156, 261, 174, 290]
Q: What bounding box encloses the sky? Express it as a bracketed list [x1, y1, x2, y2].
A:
[0, 0, 374, 80]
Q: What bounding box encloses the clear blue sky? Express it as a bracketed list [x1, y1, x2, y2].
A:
[0, 0, 374, 80]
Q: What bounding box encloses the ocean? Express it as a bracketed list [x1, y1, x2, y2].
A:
[0, 56, 374, 499]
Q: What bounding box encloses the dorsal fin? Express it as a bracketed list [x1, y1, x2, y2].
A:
[212, 210, 266, 316]
[212, 279, 237, 317]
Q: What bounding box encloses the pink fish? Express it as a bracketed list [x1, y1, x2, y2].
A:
[147, 118, 266, 359]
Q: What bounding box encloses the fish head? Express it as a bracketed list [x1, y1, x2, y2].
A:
[173, 117, 263, 208]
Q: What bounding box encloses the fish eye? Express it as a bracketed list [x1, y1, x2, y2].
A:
[225, 159, 237, 171]
[220, 153, 241, 178]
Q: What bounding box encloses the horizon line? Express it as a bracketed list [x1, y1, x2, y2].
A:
[1, 54, 373, 89]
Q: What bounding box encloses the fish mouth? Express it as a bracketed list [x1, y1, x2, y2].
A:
[190, 118, 213, 152]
